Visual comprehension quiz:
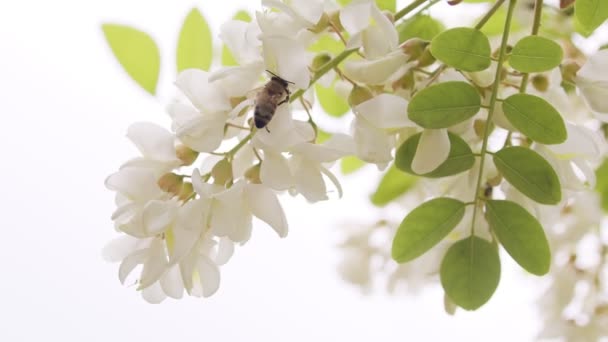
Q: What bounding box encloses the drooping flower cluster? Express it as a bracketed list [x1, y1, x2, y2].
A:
[103, 0, 608, 339]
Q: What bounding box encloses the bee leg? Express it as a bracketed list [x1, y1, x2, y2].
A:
[277, 89, 291, 106]
[265, 126, 270, 133]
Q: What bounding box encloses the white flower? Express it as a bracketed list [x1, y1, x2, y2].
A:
[576, 49, 608, 115]
[192, 169, 288, 242]
[105, 167, 179, 237]
[120, 122, 181, 174]
[340, 0, 396, 58]
[253, 105, 354, 201]
[167, 70, 232, 152]
[340, 1, 412, 85]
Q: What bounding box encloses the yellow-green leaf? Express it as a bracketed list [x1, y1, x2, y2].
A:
[510, 36, 563, 73]
[341, 156, 366, 174]
[576, 0, 608, 32]
[177, 8, 213, 72]
[408, 81, 481, 128]
[502, 93, 567, 144]
[392, 197, 466, 263]
[493, 147, 561, 205]
[441, 236, 501, 311]
[371, 165, 417, 206]
[102, 24, 160, 95]
[315, 82, 350, 117]
[485, 200, 551, 275]
[430, 27, 492, 72]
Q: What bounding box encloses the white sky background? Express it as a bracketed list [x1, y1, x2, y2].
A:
[2, 0, 592, 340]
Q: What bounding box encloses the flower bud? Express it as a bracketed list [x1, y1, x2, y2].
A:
[328, 11, 344, 32]
[473, 119, 493, 139]
[531, 74, 549, 92]
[312, 53, 332, 71]
[348, 85, 374, 107]
[382, 10, 394, 23]
[245, 164, 262, 184]
[395, 70, 415, 91]
[561, 60, 581, 84]
[417, 46, 436, 68]
[158, 173, 184, 196]
[310, 13, 330, 33]
[178, 182, 194, 201]
[448, 0, 464, 5]
[211, 159, 233, 186]
[175, 144, 199, 166]
[487, 173, 502, 187]
[400, 38, 429, 62]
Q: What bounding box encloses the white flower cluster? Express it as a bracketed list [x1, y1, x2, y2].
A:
[103, 0, 368, 303]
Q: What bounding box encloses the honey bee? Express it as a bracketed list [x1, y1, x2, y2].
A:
[254, 71, 293, 131]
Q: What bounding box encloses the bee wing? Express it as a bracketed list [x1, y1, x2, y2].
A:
[246, 86, 264, 101]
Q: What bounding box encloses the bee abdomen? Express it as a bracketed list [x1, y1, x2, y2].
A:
[254, 103, 276, 129]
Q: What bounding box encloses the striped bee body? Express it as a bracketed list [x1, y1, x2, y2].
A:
[254, 73, 292, 131]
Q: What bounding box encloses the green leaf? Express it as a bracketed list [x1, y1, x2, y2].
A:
[177, 8, 213, 72]
[480, 7, 522, 36]
[430, 27, 492, 72]
[595, 159, 608, 211]
[408, 81, 481, 128]
[309, 34, 343, 55]
[485, 200, 551, 275]
[440, 236, 501, 311]
[341, 156, 366, 174]
[493, 147, 561, 204]
[575, 0, 608, 32]
[395, 132, 475, 178]
[510, 36, 563, 73]
[221, 10, 252, 66]
[316, 129, 331, 144]
[398, 15, 445, 43]
[371, 165, 417, 206]
[375, 0, 396, 12]
[315, 82, 350, 117]
[502, 93, 567, 144]
[392, 197, 466, 263]
[102, 24, 160, 95]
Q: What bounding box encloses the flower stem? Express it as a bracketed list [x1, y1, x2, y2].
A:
[470, 0, 517, 235]
[474, 0, 507, 30]
[395, 0, 429, 21]
[519, 0, 544, 93]
[290, 48, 358, 103]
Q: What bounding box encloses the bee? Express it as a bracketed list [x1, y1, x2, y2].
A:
[254, 71, 293, 131]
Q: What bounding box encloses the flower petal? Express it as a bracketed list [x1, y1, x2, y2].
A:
[219, 20, 262, 65]
[105, 167, 163, 201]
[261, 150, 293, 190]
[118, 248, 148, 284]
[102, 235, 139, 263]
[160, 265, 184, 299]
[291, 156, 327, 202]
[352, 117, 394, 166]
[340, 1, 372, 36]
[196, 256, 220, 297]
[245, 184, 288, 237]
[355, 93, 412, 128]
[139, 238, 168, 289]
[141, 281, 167, 304]
[142, 200, 178, 236]
[127, 122, 178, 163]
[411, 129, 450, 174]
[261, 35, 311, 89]
[344, 51, 410, 85]
[175, 69, 231, 113]
[214, 237, 235, 266]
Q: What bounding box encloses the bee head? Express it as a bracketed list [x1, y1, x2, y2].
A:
[266, 70, 294, 88]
